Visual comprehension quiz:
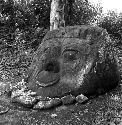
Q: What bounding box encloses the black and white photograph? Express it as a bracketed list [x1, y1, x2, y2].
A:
[0, 0, 121, 124]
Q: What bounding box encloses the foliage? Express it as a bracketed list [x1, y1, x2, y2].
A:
[67, 0, 100, 25]
[98, 11, 122, 42]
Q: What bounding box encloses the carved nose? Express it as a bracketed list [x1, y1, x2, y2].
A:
[44, 61, 60, 73]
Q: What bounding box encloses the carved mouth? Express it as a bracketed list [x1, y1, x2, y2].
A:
[36, 78, 60, 87]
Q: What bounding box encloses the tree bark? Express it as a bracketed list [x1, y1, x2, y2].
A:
[50, 0, 66, 31]
[50, 0, 89, 30]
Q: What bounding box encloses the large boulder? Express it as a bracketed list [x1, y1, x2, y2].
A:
[26, 25, 120, 99]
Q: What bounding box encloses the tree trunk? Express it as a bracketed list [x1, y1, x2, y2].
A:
[50, 0, 66, 31]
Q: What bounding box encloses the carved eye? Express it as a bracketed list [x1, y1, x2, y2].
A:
[63, 50, 79, 62]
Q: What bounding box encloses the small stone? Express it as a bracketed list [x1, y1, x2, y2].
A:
[11, 88, 26, 98]
[76, 94, 88, 103]
[51, 113, 57, 118]
[33, 98, 61, 109]
[11, 95, 37, 108]
[50, 98, 62, 106]
[26, 90, 37, 96]
[61, 94, 75, 105]
[11, 89, 37, 99]
[33, 101, 45, 109]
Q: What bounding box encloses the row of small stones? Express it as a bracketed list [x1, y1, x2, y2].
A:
[11, 89, 88, 110]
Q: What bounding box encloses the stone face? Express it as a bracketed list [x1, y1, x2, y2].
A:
[26, 25, 120, 101]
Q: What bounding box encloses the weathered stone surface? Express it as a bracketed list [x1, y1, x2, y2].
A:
[61, 94, 75, 105]
[76, 94, 88, 103]
[33, 98, 61, 109]
[12, 95, 37, 108]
